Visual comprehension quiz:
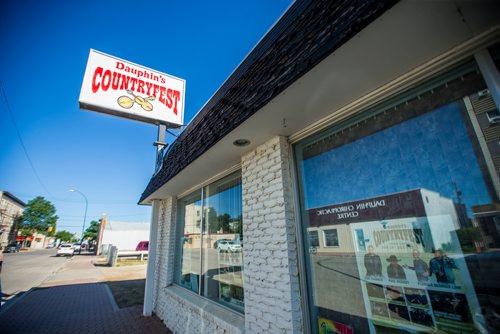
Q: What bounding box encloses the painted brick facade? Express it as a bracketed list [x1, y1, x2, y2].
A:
[151, 136, 302, 333]
[157, 286, 244, 334]
[153, 198, 176, 311]
[241, 136, 303, 333]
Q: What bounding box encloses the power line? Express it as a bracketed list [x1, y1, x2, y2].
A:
[57, 216, 147, 222]
[0, 79, 56, 199]
[4, 189, 146, 205]
[0, 83, 153, 205]
[59, 213, 148, 219]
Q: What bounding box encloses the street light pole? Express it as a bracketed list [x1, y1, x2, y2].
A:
[69, 189, 88, 243]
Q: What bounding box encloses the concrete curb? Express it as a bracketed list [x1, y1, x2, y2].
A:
[103, 283, 119, 311]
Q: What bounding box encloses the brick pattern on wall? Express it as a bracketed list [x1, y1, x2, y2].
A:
[152, 200, 165, 308]
[153, 197, 177, 320]
[160, 287, 244, 334]
[241, 136, 302, 333]
[153, 200, 167, 308]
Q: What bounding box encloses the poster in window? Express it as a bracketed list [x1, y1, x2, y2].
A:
[309, 189, 486, 333]
[318, 317, 353, 334]
[347, 190, 484, 333]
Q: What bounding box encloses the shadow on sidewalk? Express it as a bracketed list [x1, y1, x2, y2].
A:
[93, 262, 111, 267]
[47, 251, 96, 258]
[73, 250, 98, 256]
[0, 281, 171, 334]
[106, 279, 145, 309]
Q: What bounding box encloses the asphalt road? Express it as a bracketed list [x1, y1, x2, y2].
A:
[2, 248, 69, 296]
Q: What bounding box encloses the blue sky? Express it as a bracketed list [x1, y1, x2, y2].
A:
[0, 0, 291, 238]
[301, 102, 492, 214]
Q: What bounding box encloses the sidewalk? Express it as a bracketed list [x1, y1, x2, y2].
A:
[0, 253, 171, 334]
[39, 252, 147, 287]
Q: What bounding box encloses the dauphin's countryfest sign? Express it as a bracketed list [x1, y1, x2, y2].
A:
[79, 49, 185, 127]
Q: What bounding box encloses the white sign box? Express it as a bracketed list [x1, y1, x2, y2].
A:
[79, 49, 185, 127]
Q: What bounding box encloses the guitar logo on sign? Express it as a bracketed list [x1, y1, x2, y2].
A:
[117, 90, 155, 111]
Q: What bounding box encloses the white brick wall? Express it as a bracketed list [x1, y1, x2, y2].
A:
[242, 136, 303, 333]
[151, 136, 302, 333]
[153, 197, 176, 320]
[160, 285, 244, 334]
[153, 198, 175, 309]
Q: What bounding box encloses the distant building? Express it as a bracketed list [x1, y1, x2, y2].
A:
[0, 191, 26, 248]
[29, 232, 49, 249]
[473, 204, 500, 248]
[98, 221, 150, 252]
[307, 188, 462, 256]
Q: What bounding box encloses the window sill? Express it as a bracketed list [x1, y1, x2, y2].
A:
[164, 285, 245, 333]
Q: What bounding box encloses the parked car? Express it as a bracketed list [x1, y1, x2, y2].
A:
[73, 242, 82, 252]
[57, 243, 75, 257]
[136, 241, 149, 251]
[217, 240, 241, 253]
[213, 239, 230, 249]
[4, 243, 20, 253]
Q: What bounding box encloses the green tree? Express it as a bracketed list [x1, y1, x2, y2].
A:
[83, 220, 100, 240]
[217, 213, 231, 233]
[55, 230, 74, 242]
[21, 196, 58, 235]
[456, 227, 483, 253]
[206, 207, 218, 233]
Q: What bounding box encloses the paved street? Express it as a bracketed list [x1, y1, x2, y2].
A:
[0, 250, 169, 333]
[2, 248, 67, 296]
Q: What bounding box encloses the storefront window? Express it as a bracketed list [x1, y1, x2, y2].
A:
[175, 171, 244, 312]
[295, 64, 500, 333]
[177, 190, 202, 293]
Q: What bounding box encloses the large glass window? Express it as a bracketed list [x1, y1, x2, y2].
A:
[177, 190, 202, 293]
[295, 64, 500, 333]
[175, 171, 244, 312]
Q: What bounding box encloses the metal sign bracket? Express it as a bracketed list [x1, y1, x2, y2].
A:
[154, 124, 168, 175]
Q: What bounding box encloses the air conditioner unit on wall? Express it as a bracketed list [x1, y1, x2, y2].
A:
[487, 114, 500, 125]
[478, 89, 490, 98]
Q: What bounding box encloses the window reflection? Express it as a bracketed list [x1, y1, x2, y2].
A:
[203, 174, 244, 311]
[297, 84, 500, 333]
[178, 191, 202, 293]
[175, 172, 243, 312]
